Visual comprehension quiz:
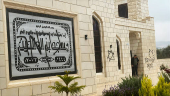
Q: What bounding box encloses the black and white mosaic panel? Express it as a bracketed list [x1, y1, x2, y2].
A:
[6, 8, 76, 80]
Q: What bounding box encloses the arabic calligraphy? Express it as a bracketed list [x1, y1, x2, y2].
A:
[11, 17, 74, 72]
[17, 30, 69, 56]
[6, 8, 77, 80]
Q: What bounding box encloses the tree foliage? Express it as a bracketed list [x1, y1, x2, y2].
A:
[157, 45, 170, 59]
[138, 76, 154, 96]
[153, 75, 170, 96]
[48, 71, 86, 96]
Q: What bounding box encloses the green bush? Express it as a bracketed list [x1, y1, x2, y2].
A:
[102, 85, 133, 96]
[153, 75, 170, 96]
[138, 76, 154, 96]
[160, 64, 166, 70]
[118, 74, 143, 96]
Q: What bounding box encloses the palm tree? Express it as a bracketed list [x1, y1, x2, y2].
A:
[49, 71, 86, 96]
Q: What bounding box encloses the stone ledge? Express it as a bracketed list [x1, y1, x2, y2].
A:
[7, 74, 80, 88]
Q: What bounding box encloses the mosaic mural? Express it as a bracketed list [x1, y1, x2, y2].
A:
[6, 8, 76, 80]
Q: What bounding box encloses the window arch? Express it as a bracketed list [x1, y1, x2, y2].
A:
[93, 17, 103, 73]
[116, 36, 122, 70]
[117, 39, 121, 69]
[92, 11, 106, 74]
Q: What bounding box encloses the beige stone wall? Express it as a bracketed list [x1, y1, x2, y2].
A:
[0, 0, 7, 95]
[0, 0, 162, 96]
[156, 59, 170, 68]
[149, 59, 170, 85]
[154, 59, 170, 81]
[0, 0, 95, 96]
[127, 0, 149, 21]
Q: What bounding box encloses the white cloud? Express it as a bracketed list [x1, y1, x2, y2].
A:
[155, 22, 170, 41]
[148, 0, 170, 42]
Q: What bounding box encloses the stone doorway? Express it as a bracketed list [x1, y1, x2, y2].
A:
[129, 32, 144, 75]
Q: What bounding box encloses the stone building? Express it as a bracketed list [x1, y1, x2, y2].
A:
[0, 0, 168, 96]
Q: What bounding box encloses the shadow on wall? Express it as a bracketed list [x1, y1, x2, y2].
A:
[129, 32, 144, 75]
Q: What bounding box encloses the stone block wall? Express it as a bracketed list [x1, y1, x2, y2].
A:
[127, 0, 140, 20]
[155, 59, 170, 80]
[157, 59, 170, 68]
[0, 0, 7, 95]
[127, 0, 149, 21]
[0, 0, 163, 96]
[0, 0, 96, 96]
[140, 0, 149, 20]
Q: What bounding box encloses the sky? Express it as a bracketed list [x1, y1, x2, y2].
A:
[148, 0, 170, 42]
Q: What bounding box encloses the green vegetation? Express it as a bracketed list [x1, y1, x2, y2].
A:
[138, 76, 154, 96]
[160, 64, 170, 83]
[153, 75, 170, 96]
[118, 75, 143, 96]
[103, 71, 170, 96]
[48, 71, 86, 96]
[157, 45, 170, 59]
[161, 72, 170, 83]
[103, 75, 143, 96]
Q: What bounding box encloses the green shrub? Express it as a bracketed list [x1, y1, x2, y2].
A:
[48, 71, 86, 96]
[160, 64, 170, 83]
[153, 75, 170, 96]
[161, 72, 170, 83]
[138, 76, 154, 96]
[102, 85, 133, 96]
[118, 74, 143, 96]
[160, 64, 166, 70]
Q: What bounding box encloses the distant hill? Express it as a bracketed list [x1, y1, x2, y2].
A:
[156, 41, 170, 49]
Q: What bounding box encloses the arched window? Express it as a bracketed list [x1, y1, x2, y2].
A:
[116, 39, 121, 70]
[93, 17, 102, 73]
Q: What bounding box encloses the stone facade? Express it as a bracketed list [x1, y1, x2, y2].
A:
[0, 0, 168, 96]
